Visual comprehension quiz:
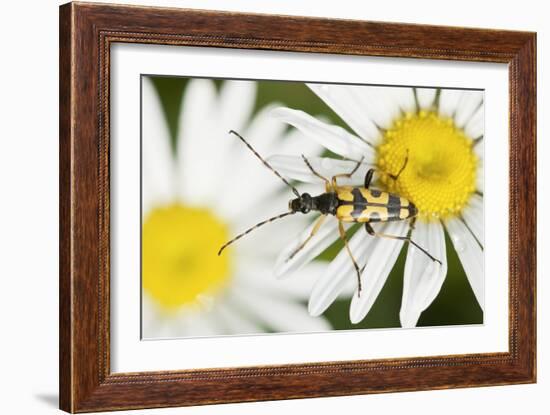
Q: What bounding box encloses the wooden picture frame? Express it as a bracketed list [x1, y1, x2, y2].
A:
[59, 2, 536, 412]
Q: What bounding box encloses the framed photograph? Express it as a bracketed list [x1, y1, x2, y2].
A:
[59, 2, 536, 412]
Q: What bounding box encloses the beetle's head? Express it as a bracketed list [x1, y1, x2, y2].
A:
[289, 193, 313, 214]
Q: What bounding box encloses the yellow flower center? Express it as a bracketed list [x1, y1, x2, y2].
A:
[142, 204, 231, 311]
[376, 111, 478, 219]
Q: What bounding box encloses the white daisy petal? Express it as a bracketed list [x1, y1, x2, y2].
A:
[268, 155, 374, 185]
[307, 83, 381, 144]
[455, 90, 484, 128]
[177, 309, 223, 337]
[232, 285, 332, 332]
[275, 215, 340, 278]
[271, 107, 373, 160]
[176, 79, 219, 205]
[309, 227, 376, 316]
[232, 185, 319, 256]
[141, 295, 163, 338]
[465, 105, 484, 139]
[218, 80, 256, 133]
[235, 215, 311, 259]
[438, 89, 463, 118]
[232, 182, 319, 226]
[462, 195, 484, 247]
[203, 80, 258, 206]
[278, 128, 325, 158]
[349, 221, 408, 323]
[143, 318, 173, 339]
[142, 77, 176, 208]
[244, 104, 288, 152]
[474, 150, 484, 200]
[220, 129, 323, 217]
[215, 301, 261, 334]
[141, 176, 157, 219]
[217, 105, 288, 217]
[392, 87, 417, 113]
[477, 166, 484, 193]
[310, 83, 415, 122]
[237, 258, 325, 301]
[416, 87, 437, 110]
[445, 217, 484, 310]
[233, 208, 310, 253]
[475, 139, 484, 163]
[351, 85, 408, 129]
[400, 222, 448, 328]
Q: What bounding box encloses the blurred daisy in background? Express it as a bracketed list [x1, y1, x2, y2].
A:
[141, 77, 331, 338]
[270, 84, 484, 327]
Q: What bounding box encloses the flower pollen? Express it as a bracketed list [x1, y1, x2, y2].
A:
[143, 204, 231, 311]
[377, 111, 478, 220]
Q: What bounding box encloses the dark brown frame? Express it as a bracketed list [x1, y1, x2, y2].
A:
[59, 1, 536, 412]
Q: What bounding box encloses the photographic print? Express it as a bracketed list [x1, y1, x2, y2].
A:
[141, 76, 484, 339]
[60, 4, 536, 410]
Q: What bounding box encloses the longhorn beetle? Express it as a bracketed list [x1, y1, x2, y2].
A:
[218, 130, 442, 295]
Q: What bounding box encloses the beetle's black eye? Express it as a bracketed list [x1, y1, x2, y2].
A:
[300, 193, 312, 214]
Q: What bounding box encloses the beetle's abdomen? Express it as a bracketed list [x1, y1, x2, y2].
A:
[335, 186, 417, 223]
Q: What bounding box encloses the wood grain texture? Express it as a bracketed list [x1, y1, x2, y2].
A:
[59, 2, 537, 412]
[59, 3, 73, 411]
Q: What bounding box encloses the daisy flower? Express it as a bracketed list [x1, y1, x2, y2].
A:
[269, 84, 484, 328]
[141, 77, 331, 338]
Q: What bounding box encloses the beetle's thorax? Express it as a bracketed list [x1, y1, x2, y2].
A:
[289, 192, 339, 215]
[311, 192, 339, 215]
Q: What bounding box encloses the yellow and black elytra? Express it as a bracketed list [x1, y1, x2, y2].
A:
[334, 187, 417, 223]
[218, 130, 441, 296]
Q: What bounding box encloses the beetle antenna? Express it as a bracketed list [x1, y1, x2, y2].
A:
[229, 130, 300, 198]
[218, 211, 296, 256]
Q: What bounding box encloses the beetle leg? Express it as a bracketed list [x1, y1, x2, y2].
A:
[364, 168, 375, 188]
[301, 155, 331, 192]
[331, 156, 365, 188]
[389, 149, 409, 181]
[338, 221, 366, 296]
[364, 223, 442, 264]
[286, 214, 327, 261]
[364, 149, 408, 188]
